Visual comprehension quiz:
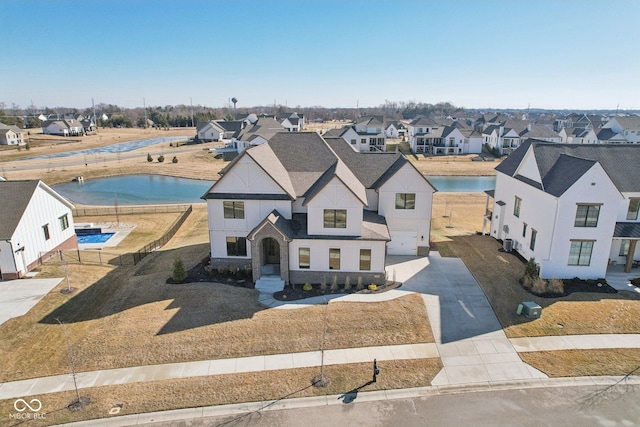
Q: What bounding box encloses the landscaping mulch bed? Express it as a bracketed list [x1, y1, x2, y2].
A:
[274, 281, 402, 301]
[525, 278, 618, 298]
[166, 260, 253, 287]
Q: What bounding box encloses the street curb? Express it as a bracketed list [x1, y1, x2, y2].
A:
[55, 375, 640, 426]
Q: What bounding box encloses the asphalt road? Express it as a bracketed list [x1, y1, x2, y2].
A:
[143, 384, 640, 427]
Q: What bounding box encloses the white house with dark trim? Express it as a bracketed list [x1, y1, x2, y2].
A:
[203, 132, 435, 288]
[483, 141, 640, 279]
[602, 116, 640, 144]
[0, 180, 77, 279]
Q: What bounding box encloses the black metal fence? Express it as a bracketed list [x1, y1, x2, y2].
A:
[73, 204, 192, 217]
[40, 248, 135, 267]
[132, 205, 193, 265]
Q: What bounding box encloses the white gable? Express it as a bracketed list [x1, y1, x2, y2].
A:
[514, 146, 542, 184]
[210, 154, 286, 195]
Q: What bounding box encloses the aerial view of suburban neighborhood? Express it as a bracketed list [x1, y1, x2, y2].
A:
[1, 1, 639, 426]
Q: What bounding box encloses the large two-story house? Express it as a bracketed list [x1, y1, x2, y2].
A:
[483, 141, 640, 279]
[203, 132, 435, 288]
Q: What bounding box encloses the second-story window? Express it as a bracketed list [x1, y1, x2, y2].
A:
[627, 198, 640, 220]
[574, 204, 600, 227]
[395, 193, 416, 209]
[530, 229, 537, 251]
[324, 209, 347, 228]
[223, 201, 245, 219]
[514, 196, 522, 217]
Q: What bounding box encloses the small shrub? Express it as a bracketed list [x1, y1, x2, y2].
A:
[157, 155, 165, 162]
[25, 143, 30, 150]
[172, 258, 187, 283]
[521, 274, 534, 290]
[368, 283, 377, 291]
[344, 276, 351, 291]
[172, 156, 178, 163]
[356, 276, 364, 290]
[330, 275, 338, 291]
[303, 283, 312, 292]
[547, 279, 565, 294]
[632, 277, 640, 286]
[523, 258, 540, 280]
[147, 153, 153, 162]
[530, 278, 548, 295]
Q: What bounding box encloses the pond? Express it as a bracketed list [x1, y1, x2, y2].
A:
[426, 175, 495, 192]
[53, 174, 214, 205]
[25, 136, 191, 160]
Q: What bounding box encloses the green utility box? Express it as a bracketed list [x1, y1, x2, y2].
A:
[521, 301, 542, 319]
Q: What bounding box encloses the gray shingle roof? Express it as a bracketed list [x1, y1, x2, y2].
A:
[0, 181, 40, 239]
[611, 116, 640, 130]
[235, 117, 285, 142]
[519, 124, 560, 139]
[496, 140, 640, 195]
[613, 222, 640, 238]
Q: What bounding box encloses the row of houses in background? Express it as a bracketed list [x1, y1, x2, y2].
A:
[41, 114, 97, 136]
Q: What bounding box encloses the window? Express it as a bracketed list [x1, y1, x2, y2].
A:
[395, 193, 416, 209]
[223, 201, 245, 219]
[627, 198, 640, 220]
[329, 248, 340, 270]
[514, 196, 522, 217]
[619, 240, 630, 257]
[226, 237, 247, 256]
[350, 139, 356, 145]
[359, 249, 371, 271]
[42, 224, 50, 240]
[568, 240, 594, 266]
[59, 214, 69, 231]
[360, 138, 366, 145]
[299, 247, 310, 269]
[530, 229, 537, 251]
[522, 223, 527, 238]
[323, 209, 347, 228]
[574, 204, 600, 227]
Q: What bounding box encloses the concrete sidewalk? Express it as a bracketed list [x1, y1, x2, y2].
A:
[0, 343, 438, 401]
[511, 334, 640, 352]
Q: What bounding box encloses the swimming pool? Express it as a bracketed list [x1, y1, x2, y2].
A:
[77, 232, 115, 244]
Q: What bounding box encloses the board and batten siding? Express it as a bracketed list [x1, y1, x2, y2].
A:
[7, 185, 75, 275]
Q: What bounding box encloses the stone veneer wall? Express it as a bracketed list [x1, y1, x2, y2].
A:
[210, 257, 252, 272]
[417, 246, 430, 256]
[289, 270, 386, 286]
[249, 227, 290, 285]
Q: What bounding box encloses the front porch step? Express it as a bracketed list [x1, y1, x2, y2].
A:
[255, 276, 285, 293]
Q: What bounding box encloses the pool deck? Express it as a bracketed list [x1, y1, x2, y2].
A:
[76, 222, 136, 250]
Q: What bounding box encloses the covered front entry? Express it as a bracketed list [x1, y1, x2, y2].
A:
[263, 238, 280, 265]
[247, 212, 292, 286]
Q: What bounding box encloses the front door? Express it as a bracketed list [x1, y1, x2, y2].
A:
[263, 238, 280, 265]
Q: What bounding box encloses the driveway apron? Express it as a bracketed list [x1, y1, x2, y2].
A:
[386, 253, 547, 386]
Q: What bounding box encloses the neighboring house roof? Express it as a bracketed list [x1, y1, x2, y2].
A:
[409, 117, 438, 127]
[596, 128, 626, 141]
[235, 117, 285, 142]
[322, 128, 343, 138]
[611, 116, 640, 130]
[519, 124, 560, 139]
[496, 140, 640, 196]
[356, 116, 384, 127]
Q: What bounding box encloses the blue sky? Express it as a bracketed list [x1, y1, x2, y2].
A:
[1, 0, 639, 110]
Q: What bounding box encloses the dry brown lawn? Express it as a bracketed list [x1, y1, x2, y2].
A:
[520, 349, 640, 377]
[0, 208, 434, 383]
[0, 359, 442, 426]
[430, 192, 486, 244]
[438, 235, 640, 338]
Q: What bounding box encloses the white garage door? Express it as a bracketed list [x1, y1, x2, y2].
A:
[387, 231, 417, 255]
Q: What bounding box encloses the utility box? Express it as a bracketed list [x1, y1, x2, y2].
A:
[503, 239, 513, 252]
[521, 301, 542, 319]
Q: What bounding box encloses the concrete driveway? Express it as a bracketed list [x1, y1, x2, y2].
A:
[386, 253, 547, 386]
[0, 278, 62, 326]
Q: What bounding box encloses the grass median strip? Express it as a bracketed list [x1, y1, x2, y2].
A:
[519, 349, 640, 377]
[1, 359, 442, 426]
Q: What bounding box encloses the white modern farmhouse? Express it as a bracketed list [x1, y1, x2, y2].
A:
[203, 132, 435, 287]
[483, 140, 640, 279]
[0, 180, 77, 279]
